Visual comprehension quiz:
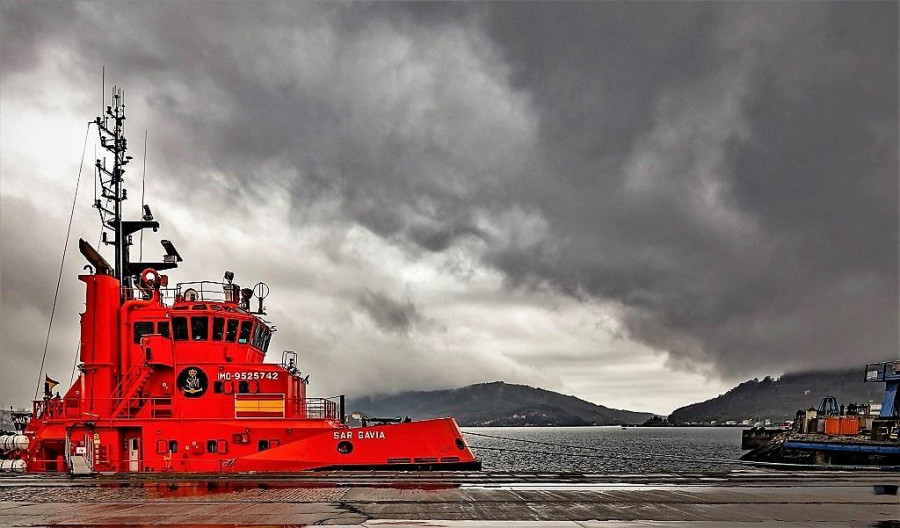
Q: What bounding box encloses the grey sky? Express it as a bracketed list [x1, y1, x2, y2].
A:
[1, 1, 896, 415]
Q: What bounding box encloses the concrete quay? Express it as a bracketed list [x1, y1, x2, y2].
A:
[0, 470, 897, 527]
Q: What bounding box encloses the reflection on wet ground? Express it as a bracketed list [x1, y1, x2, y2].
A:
[22, 523, 900, 528]
[136, 480, 456, 499]
[33, 526, 306, 528]
[1, 472, 897, 527]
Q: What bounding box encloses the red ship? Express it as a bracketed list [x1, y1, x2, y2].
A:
[6, 87, 480, 474]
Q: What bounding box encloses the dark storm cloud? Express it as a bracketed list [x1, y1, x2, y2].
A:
[1, 0, 896, 393]
[356, 289, 422, 335]
[468, 2, 899, 374]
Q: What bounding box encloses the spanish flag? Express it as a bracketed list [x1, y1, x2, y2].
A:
[44, 375, 59, 397]
[235, 394, 285, 418]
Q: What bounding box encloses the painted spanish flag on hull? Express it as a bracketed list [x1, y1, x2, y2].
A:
[235, 393, 285, 418]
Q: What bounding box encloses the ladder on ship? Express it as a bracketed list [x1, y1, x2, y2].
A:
[112, 363, 154, 418]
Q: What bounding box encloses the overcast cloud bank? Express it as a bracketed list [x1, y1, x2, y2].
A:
[1, 2, 896, 414]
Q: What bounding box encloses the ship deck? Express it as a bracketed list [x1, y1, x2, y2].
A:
[1, 470, 898, 526]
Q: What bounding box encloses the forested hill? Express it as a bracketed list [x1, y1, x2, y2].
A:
[350, 381, 655, 426]
[668, 369, 883, 424]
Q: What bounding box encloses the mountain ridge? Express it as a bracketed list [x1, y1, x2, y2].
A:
[667, 368, 883, 424]
[349, 381, 655, 426]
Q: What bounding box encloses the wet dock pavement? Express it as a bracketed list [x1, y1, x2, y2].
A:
[0, 471, 897, 526]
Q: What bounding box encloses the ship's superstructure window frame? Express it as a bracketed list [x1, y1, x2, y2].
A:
[191, 316, 209, 341]
[133, 321, 155, 344]
[212, 317, 225, 341]
[157, 321, 170, 338]
[238, 321, 253, 344]
[225, 319, 238, 343]
[260, 328, 271, 352]
[172, 317, 188, 341]
[251, 324, 262, 349]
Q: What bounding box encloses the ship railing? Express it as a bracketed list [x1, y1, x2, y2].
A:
[32, 397, 85, 420]
[173, 281, 238, 304]
[36, 396, 339, 421]
[32, 398, 66, 420]
[119, 281, 243, 306]
[120, 284, 180, 305]
[304, 397, 341, 420]
[33, 396, 173, 421]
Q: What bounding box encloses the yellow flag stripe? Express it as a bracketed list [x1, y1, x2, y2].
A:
[235, 400, 285, 411]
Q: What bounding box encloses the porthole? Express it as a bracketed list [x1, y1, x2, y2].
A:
[337, 441, 353, 455]
[455, 438, 466, 450]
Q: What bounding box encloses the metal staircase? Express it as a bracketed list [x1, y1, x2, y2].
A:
[112, 363, 153, 418]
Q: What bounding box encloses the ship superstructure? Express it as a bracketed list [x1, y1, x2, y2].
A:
[6, 87, 480, 474]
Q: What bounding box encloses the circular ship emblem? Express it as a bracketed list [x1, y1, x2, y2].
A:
[177, 367, 208, 398]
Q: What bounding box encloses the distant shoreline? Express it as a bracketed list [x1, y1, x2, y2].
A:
[460, 424, 754, 428]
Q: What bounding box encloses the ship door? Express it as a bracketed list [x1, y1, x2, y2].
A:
[126, 435, 141, 472]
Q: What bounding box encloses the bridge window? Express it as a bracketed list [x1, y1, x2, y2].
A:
[157, 321, 170, 338]
[133, 322, 155, 344]
[238, 381, 249, 393]
[168, 440, 178, 453]
[172, 317, 188, 341]
[238, 321, 253, 344]
[258, 439, 269, 451]
[226, 319, 238, 342]
[191, 317, 209, 341]
[256, 328, 269, 351]
[212, 317, 225, 341]
[261, 329, 271, 352]
[207, 440, 218, 453]
[214, 381, 224, 393]
[251, 324, 262, 349]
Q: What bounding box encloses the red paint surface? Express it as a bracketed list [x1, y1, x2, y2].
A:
[23, 273, 478, 473]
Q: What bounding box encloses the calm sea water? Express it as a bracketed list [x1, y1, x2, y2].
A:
[461, 426, 745, 473]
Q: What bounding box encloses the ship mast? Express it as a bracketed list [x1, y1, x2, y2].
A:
[94, 87, 128, 284]
[92, 86, 181, 301]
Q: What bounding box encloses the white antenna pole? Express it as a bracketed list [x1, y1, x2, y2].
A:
[140, 130, 148, 260]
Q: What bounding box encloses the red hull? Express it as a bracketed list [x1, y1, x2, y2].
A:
[26, 412, 478, 473]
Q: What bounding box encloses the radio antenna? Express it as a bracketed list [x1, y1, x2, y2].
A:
[91, 84, 181, 301]
[140, 130, 148, 260]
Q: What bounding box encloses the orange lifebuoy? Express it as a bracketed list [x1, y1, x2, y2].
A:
[141, 268, 160, 289]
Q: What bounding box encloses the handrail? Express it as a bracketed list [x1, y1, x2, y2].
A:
[110, 362, 154, 418]
[119, 281, 242, 307]
[32, 396, 342, 422]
